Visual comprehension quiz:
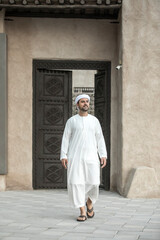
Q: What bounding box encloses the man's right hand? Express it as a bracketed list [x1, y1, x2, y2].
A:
[61, 159, 68, 169]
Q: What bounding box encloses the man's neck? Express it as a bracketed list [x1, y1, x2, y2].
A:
[79, 111, 88, 117]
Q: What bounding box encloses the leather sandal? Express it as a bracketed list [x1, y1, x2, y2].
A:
[86, 202, 95, 218]
[77, 215, 87, 222]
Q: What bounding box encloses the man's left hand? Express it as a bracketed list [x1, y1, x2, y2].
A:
[100, 157, 107, 168]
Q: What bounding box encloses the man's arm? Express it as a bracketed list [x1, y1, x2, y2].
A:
[95, 119, 107, 168]
[60, 120, 71, 168]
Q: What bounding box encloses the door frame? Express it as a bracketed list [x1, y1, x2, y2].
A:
[33, 59, 111, 189]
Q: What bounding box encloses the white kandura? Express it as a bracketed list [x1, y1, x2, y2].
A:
[60, 114, 107, 208]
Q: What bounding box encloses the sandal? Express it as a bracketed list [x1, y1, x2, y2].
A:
[77, 215, 87, 222]
[86, 202, 95, 218]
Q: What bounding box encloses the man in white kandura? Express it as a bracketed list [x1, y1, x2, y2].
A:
[60, 94, 107, 222]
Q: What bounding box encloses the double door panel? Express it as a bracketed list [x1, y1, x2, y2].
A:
[95, 70, 110, 190]
[33, 69, 72, 189]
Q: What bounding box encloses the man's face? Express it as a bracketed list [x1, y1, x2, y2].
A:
[77, 98, 90, 112]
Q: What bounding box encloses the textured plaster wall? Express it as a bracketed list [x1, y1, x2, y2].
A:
[116, 10, 123, 192]
[5, 18, 118, 190]
[72, 70, 96, 88]
[0, 9, 7, 191]
[120, 0, 160, 195]
[0, 9, 5, 32]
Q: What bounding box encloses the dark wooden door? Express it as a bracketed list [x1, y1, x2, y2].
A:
[95, 70, 111, 190]
[33, 68, 72, 189]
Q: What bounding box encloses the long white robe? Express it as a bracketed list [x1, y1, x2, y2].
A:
[60, 114, 107, 208]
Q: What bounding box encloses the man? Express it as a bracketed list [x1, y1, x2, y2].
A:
[60, 94, 107, 221]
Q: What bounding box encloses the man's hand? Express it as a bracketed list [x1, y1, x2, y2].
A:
[100, 157, 107, 168]
[61, 159, 68, 169]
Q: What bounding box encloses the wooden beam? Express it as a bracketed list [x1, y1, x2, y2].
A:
[5, 10, 119, 19]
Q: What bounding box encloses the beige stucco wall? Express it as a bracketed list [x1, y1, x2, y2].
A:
[0, 9, 7, 191]
[116, 10, 123, 192]
[0, 9, 5, 32]
[5, 18, 118, 190]
[119, 0, 160, 196]
[72, 70, 96, 88]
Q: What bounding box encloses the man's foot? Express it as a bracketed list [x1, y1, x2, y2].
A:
[77, 206, 87, 222]
[86, 198, 95, 218]
[77, 215, 87, 221]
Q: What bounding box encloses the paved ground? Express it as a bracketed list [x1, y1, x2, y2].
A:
[0, 189, 160, 240]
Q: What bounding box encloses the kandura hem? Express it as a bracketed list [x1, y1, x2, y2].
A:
[68, 184, 99, 209]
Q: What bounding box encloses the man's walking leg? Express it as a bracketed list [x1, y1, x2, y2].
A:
[86, 198, 94, 218]
[77, 206, 87, 221]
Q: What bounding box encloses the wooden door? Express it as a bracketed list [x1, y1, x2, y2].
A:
[33, 68, 72, 189]
[95, 70, 111, 190]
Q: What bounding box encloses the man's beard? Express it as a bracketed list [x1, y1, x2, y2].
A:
[79, 105, 89, 112]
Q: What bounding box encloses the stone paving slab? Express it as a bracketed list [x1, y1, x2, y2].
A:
[0, 189, 160, 240]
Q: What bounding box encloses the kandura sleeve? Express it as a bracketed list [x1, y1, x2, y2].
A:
[95, 119, 107, 159]
[60, 120, 72, 160]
